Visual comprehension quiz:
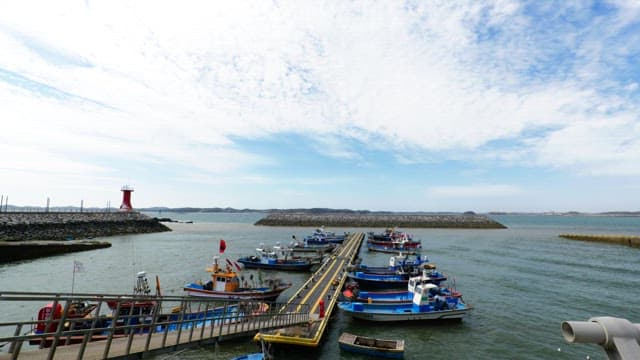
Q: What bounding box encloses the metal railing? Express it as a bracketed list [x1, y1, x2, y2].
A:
[0, 291, 310, 359]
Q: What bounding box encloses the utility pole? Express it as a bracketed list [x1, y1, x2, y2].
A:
[46, 197, 50, 212]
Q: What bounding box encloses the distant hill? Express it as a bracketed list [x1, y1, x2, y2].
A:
[488, 211, 640, 216]
[2, 205, 638, 216]
[140, 207, 481, 215]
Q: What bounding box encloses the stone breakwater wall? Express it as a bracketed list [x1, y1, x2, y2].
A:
[255, 213, 506, 229]
[0, 241, 112, 263]
[0, 212, 171, 241]
[559, 233, 640, 248]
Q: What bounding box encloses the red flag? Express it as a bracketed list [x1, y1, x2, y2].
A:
[219, 239, 227, 254]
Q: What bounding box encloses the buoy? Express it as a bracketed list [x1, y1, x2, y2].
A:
[319, 300, 325, 318]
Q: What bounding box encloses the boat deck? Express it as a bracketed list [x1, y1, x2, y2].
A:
[254, 232, 365, 347]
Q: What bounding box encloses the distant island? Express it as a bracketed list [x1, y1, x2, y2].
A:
[488, 211, 640, 216]
[3, 205, 638, 217]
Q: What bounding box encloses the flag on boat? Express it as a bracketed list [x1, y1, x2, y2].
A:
[233, 261, 242, 271]
[219, 239, 227, 254]
[73, 260, 84, 273]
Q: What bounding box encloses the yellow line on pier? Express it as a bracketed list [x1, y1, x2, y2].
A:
[254, 232, 364, 347]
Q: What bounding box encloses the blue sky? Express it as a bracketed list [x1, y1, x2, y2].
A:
[1, 1, 639, 212]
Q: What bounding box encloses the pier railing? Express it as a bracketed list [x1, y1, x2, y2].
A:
[0, 291, 309, 359]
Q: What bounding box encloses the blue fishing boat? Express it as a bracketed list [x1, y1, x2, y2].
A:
[338, 282, 471, 322]
[350, 254, 429, 275]
[338, 332, 405, 359]
[237, 244, 320, 271]
[343, 270, 462, 304]
[346, 265, 446, 290]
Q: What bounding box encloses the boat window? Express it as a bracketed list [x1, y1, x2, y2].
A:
[216, 276, 226, 282]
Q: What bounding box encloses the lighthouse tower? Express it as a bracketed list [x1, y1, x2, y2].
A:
[120, 185, 134, 211]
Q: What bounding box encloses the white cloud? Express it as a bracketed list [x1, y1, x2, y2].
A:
[1, 1, 639, 208]
[427, 184, 523, 198]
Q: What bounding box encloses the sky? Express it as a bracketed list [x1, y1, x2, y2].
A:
[1, 0, 639, 213]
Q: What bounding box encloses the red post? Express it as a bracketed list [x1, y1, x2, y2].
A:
[319, 300, 325, 318]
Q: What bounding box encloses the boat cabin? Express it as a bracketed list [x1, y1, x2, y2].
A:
[389, 254, 429, 268]
[205, 256, 240, 292]
[407, 267, 439, 291]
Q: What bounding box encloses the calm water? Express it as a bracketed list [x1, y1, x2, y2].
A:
[1, 213, 639, 359]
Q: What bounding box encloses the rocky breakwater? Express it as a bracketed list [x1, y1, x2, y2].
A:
[0, 212, 171, 263]
[255, 212, 506, 229]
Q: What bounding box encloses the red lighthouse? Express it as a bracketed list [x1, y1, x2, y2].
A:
[120, 185, 134, 211]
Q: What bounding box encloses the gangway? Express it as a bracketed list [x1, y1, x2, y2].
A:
[0, 292, 309, 360]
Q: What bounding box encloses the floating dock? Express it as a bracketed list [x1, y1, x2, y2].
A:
[254, 232, 365, 347]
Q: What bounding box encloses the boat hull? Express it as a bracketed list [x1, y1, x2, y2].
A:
[366, 243, 418, 255]
[347, 272, 446, 290]
[236, 258, 315, 271]
[338, 302, 471, 322]
[367, 239, 422, 249]
[338, 332, 404, 359]
[183, 283, 290, 301]
[344, 289, 463, 304]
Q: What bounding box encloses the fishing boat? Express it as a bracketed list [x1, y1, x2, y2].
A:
[368, 228, 412, 241]
[290, 235, 336, 254]
[237, 244, 321, 271]
[346, 264, 446, 290]
[30, 272, 269, 347]
[303, 226, 347, 244]
[343, 269, 462, 304]
[366, 239, 420, 255]
[30, 301, 267, 347]
[338, 332, 405, 359]
[183, 256, 292, 300]
[349, 254, 429, 275]
[338, 282, 471, 322]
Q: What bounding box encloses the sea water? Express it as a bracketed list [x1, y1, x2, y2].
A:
[1, 213, 639, 359]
